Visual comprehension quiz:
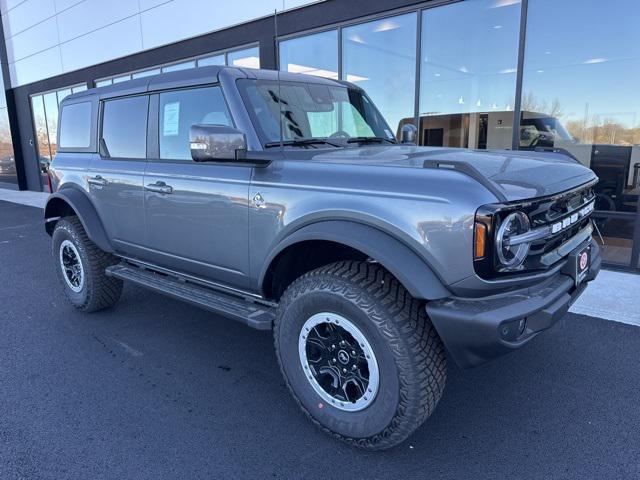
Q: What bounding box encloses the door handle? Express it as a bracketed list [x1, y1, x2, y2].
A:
[88, 175, 108, 187]
[145, 181, 173, 194]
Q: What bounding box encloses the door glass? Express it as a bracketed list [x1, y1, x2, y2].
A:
[159, 87, 232, 160]
[102, 96, 148, 159]
[342, 13, 417, 139]
[419, 0, 521, 149]
[59, 102, 92, 149]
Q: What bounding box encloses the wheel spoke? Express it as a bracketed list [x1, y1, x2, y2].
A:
[300, 313, 378, 411]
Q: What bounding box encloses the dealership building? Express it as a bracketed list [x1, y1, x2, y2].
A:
[0, 0, 638, 271]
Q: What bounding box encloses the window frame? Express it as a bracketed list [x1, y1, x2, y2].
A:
[98, 94, 150, 161]
[148, 83, 237, 164]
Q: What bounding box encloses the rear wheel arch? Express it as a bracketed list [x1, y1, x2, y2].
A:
[44, 188, 113, 253]
[260, 221, 451, 302]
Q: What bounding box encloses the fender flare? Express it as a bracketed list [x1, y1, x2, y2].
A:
[260, 220, 451, 300]
[44, 188, 114, 253]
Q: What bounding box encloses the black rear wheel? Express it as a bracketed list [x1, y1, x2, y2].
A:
[274, 261, 446, 450]
[52, 216, 123, 312]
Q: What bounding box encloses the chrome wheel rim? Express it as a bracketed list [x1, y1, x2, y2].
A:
[59, 240, 84, 293]
[299, 312, 379, 412]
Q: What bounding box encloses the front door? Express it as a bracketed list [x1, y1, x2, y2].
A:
[143, 86, 251, 289]
[89, 95, 149, 256]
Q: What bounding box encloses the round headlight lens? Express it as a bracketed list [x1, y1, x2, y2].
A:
[496, 211, 531, 269]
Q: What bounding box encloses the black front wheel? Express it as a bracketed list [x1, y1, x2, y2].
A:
[274, 261, 446, 450]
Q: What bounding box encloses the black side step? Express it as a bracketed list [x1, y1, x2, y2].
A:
[106, 264, 274, 330]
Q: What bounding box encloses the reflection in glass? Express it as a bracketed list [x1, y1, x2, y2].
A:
[197, 54, 225, 67]
[0, 107, 16, 185]
[57, 89, 72, 105]
[31, 94, 51, 188]
[43, 92, 59, 157]
[112, 75, 131, 84]
[132, 68, 161, 79]
[59, 102, 92, 149]
[522, 0, 640, 268]
[162, 61, 196, 73]
[238, 79, 392, 145]
[95, 79, 112, 88]
[342, 13, 417, 138]
[280, 30, 338, 79]
[72, 84, 87, 93]
[418, 0, 521, 149]
[102, 96, 149, 159]
[228, 47, 260, 69]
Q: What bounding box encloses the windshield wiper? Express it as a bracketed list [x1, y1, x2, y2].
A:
[346, 136, 397, 145]
[264, 138, 343, 149]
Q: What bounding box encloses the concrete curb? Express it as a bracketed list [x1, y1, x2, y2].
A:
[1, 187, 637, 327]
[0, 188, 48, 209]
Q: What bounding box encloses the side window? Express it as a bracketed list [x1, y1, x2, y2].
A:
[59, 102, 92, 149]
[159, 86, 232, 160]
[102, 96, 148, 159]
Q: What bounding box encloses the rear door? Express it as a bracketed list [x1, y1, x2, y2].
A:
[143, 85, 252, 289]
[88, 95, 149, 256]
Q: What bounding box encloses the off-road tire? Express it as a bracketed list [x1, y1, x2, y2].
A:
[52, 216, 122, 312]
[274, 260, 447, 450]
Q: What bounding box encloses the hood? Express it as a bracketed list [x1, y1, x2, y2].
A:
[303, 146, 597, 202]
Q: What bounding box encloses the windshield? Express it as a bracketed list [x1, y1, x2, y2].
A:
[237, 79, 395, 147]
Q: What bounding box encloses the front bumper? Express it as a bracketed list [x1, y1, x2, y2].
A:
[426, 239, 601, 368]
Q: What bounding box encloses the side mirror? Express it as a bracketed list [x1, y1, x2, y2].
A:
[400, 123, 418, 145]
[190, 124, 247, 162]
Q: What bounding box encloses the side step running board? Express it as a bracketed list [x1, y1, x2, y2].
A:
[106, 264, 274, 330]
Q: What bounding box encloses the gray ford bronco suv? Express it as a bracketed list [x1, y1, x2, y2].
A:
[45, 66, 600, 450]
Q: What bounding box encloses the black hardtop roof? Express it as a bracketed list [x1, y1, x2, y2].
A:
[60, 66, 357, 105]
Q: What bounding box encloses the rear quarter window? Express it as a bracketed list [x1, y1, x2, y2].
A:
[59, 102, 92, 149]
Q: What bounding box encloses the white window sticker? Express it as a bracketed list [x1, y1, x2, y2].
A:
[163, 102, 180, 136]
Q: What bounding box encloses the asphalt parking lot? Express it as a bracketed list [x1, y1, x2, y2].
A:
[1, 199, 639, 480]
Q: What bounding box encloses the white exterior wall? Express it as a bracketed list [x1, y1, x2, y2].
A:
[1, 0, 320, 87]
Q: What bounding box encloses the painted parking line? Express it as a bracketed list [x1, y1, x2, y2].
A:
[1, 188, 637, 327]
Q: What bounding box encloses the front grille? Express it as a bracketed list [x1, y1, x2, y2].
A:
[474, 180, 597, 279]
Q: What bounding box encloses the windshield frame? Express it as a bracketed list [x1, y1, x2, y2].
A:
[236, 78, 395, 149]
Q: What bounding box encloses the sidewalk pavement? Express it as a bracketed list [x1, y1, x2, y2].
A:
[1, 187, 638, 327]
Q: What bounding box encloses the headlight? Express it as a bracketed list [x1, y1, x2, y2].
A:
[495, 211, 531, 269]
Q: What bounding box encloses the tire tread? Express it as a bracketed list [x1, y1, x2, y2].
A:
[274, 260, 447, 450]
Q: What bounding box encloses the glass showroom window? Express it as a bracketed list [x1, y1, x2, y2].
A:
[279, 30, 338, 79]
[228, 46, 260, 69]
[162, 60, 196, 73]
[30, 95, 51, 188]
[197, 54, 225, 67]
[419, 0, 521, 149]
[342, 13, 417, 138]
[522, 0, 640, 269]
[0, 73, 16, 186]
[30, 84, 86, 190]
